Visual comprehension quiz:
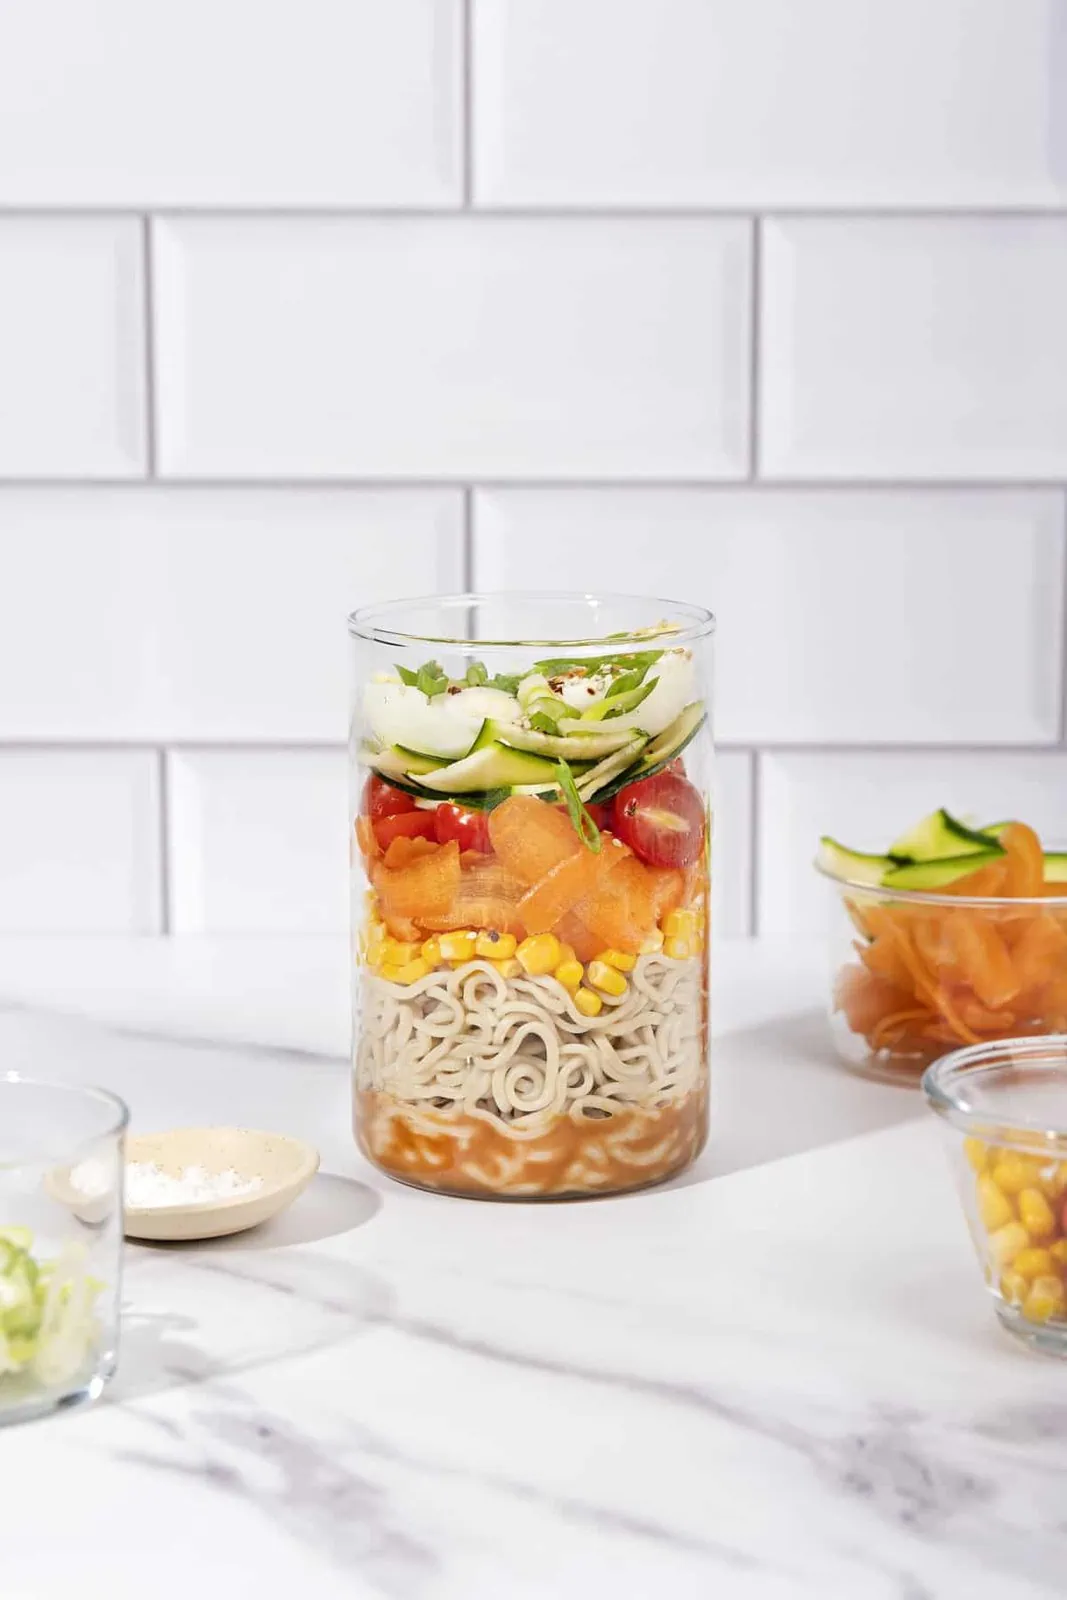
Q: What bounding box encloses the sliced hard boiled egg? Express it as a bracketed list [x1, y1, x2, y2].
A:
[362, 683, 481, 761]
[448, 686, 522, 724]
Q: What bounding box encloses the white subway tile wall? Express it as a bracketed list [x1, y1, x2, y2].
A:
[0, 3, 1064, 933]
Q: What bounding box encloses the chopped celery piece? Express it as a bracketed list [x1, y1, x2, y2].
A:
[0, 1228, 103, 1391]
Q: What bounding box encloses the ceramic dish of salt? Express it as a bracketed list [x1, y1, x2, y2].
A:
[61, 1128, 319, 1242]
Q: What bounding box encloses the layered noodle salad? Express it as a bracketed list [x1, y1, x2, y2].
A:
[353, 629, 711, 1198]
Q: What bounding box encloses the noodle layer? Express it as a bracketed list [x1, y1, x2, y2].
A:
[354, 952, 708, 1196]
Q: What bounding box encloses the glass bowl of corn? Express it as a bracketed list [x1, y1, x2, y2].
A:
[923, 1036, 1067, 1355]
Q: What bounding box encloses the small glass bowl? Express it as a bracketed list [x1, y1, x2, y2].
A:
[819, 867, 1067, 1085]
[923, 1037, 1067, 1357]
[0, 1075, 127, 1426]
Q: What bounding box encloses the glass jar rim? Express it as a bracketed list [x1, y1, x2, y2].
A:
[0, 1071, 129, 1141]
[347, 590, 716, 650]
[922, 1036, 1067, 1155]
[814, 859, 1067, 909]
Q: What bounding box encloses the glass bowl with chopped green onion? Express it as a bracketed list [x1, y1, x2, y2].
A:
[0, 1075, 126, 1425]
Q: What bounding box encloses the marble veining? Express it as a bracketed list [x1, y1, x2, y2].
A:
[0, 938, 1065, 1599]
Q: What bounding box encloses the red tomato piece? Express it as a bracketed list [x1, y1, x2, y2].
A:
[611, 772, 706, 870]
[585, 801, 614, 832]
[362, 774, 417, 822]
[434, 802, 491, 854]
[373, 810, 438, 850]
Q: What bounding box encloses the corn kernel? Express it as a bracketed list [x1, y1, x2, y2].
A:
[1012, 1246, 1056, 1281]
[664, 935, 692, 961]
[598, 948, 636, 973]
[992, 1151, 1038, 1197]
[491, 957, 522, 979]
[1000, 1269, 1030, 1305]
[587, 959, 627, 997]
[517, 933, 562, 976]
[639, 929, 665, 955]
[964, 1137, 991, 1174]
[574, 986, 603, 1018]
[1000, 1270, 1029, 1306]
[554, 959, 584, 993]
[663, 908, 697, 941]
[977, 1174, 1014, 1232]
[556, 942, 576, 965]
[439, 930, 477, 962]
[421, 937, 442, 967]
[381, 938, 420, 965]
[1022, 1275, 1067, 1324]
[381, 958, 431, 986]
[988, 1221, 1030, 1268]
[1050, 1239, 1067, 1270]
[475, 930, 517, 960]
[1018, 1188, 1056, 1240]
[1036, 1161, 1067, 1200]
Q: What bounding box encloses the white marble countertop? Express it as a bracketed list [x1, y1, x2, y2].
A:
[0, 938, 1063, 1600]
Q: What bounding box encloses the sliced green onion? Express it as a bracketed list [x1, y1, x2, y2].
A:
[555, 762, 602, 853]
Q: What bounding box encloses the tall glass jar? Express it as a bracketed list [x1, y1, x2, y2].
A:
[349, 593, 714, 1200]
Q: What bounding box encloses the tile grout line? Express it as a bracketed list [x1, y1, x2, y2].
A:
[1060, 490, 1067, 744]
[748, 217, 761, 481]
[747, 750, 761, 938]
[2, 204, 1067, 221]
[140, 216, 158, 477]
[0, 476, 1064, 493]
[156, 748, 173, 935]
[461, 0, 474, 207]
[461, 485, 475, 589]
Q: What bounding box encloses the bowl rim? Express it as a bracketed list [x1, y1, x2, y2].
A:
[120, 1128, 320, 1218]
[348, 590, 716, 649]
[922, 1034, 1067, 1152]
[814, 859, 1067, 909]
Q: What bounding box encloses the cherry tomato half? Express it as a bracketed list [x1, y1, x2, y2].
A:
[362, 774, 417, 822]
[373, 810, 438, 850]
[434, 802, 491, 854]
[585, 801, 614, 832]
[611, 771, 705, 869]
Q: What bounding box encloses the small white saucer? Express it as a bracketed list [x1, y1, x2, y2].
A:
[120, 1127, 319, 1242]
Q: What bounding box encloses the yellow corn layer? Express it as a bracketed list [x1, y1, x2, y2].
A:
[439, 930, 477, 962]
[1000, 1270, 1028, 1306]
[964, 1137, 990, 1174]
[977, 1174, 1015, 1232]
[598, 948, 636, 973]
[663, 908, 698, 941]
[381, 937, 421, 966]
[991, 1151, 1035, 1197]
[475, 931, 517, 960]
[1022, 1275, 1067, 1324]
[1018, 1188, 1056, 1240]
[587, 959, 627, 997]
[664, 935, 692, 961]
[574, 986, 603, 1018]
[1011, 1246, 1056, 1281]
[988, 1221, 1030, 1269]
[517, 933, 562, 976]
[1050, 1239, 1067, 1269]
[421, 937, 442, 966]
[380, 957, 431, 986]
[640, 929, 665, 954]
[554, 959, 584, 994]
[491, 957, 522, 979]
